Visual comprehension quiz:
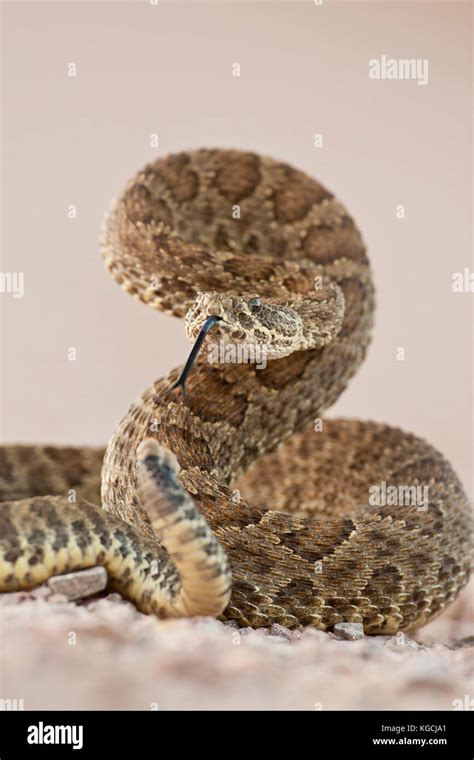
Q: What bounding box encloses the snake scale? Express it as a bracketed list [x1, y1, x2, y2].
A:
[1, 149, 472, 632]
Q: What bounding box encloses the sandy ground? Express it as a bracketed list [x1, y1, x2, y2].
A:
[1, 579, 472, 711]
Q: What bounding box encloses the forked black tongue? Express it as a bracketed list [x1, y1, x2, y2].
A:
[160, 315, 222, 404]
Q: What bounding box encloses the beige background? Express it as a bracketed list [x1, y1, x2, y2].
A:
[1, 1, 472, 496]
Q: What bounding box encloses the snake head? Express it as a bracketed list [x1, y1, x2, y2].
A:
[185, 291, 303, 361]
[166, 282, 343, 403]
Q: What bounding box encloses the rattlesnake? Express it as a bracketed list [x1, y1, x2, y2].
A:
[1, 149, 472, 632]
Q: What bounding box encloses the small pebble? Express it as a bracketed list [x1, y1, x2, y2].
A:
[385, 635, 420, 652]
[239, 627, 256, 636]
[86, 595, 135, 613]
[270, 623, 293, 641]
[48, 567, 107, 601]
[333, 622, 365, 641]
[103, 593, 124, 605]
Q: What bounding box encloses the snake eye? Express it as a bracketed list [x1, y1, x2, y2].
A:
[248, 297, 260, 309]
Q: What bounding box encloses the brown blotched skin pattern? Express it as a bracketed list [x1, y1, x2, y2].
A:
[1, 150, 472, 633]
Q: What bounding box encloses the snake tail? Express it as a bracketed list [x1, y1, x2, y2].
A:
[0, 440, 231, 618]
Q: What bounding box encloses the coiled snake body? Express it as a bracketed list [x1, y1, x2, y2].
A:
[1, 149, 472, 632]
